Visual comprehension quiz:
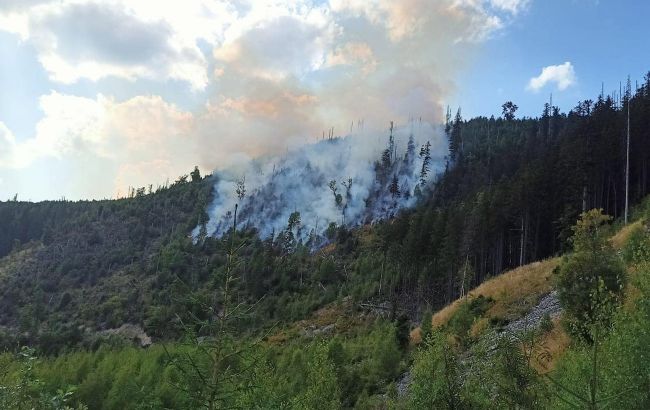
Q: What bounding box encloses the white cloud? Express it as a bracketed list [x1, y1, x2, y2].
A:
[489, 0, 530, 15]
[527, 62, 577, 92]
[0, 122, 19, 166]
[0, 0, 525, 90]
[0, 92, 196, 196]
[0, 0, 237, 89]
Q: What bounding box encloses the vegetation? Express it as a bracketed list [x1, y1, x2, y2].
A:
[556, 209, 625, 339]
[2, 73, 650, 407]
[406, 206, 650, 409]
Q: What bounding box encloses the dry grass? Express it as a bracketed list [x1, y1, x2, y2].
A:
[319, 243, 337, 255]
[266, 331, 289, 345]
[410, 257, 560, 345]
[430, 302, 460, 329]
[469, 317, 490, 339]
[409, 328, 422, 345]
[266, 297, 366, 346]
[610, 219, 644, 250]
[532, 318, 571, 374]
[431, 258, 561, 329]
[411, 220, 642, 358]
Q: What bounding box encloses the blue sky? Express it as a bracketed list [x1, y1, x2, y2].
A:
[454, 0, 650, 118]
[1, 0, 649, 201]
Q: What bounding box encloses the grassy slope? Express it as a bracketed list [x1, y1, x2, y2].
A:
[410, 219, 642, 370]
[410, 258, 560, 344]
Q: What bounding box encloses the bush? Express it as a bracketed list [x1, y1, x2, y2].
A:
[540, 312, 553, 333]
[420, 309, 433, 342]
[556, 210, 625, 339]
[622, 223, 650, 264]
[448, 295, 493, 346]
[550, 263, 650, 409]
[407, 332, 472, 409]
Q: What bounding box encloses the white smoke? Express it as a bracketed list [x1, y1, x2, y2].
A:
[196, 121, 448, 244]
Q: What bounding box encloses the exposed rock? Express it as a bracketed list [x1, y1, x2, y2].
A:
[300, 323, 336, 338]
[396, 371, 412, 397]
[358, 301, 392, 317]
[101, 323, 152, 347]
[503, 291, 561, 335]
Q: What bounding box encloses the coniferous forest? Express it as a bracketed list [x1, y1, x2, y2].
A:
[2, 75, 650, 409]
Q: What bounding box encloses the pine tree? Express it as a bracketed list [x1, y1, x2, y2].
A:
[449, 108, 463, 162]
[328, 180, 343, 208]
[419, 141, 431, 186]
[401, 183, 411, 200]
[341, 178, 353, 203]
[444, 105, 452, 137]
[556, 209, 625, 339]
[389, 175, 401, 198]
[501, 101, 518, 121]
[381, 149, 391, 172]
[190, 166, 201, 182]
[404, 134, 416, 164]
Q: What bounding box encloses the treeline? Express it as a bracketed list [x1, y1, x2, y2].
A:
[0, 167, 205, 259]
[373, 73, 650, 307]
[0, 172, 212, 351]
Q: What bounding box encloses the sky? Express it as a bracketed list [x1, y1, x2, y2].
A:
[0, 0, 649, 201]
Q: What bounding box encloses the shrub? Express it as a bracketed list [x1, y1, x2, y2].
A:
[556, 210, 625, 339]
[622, 223, 650, 264]
[540, 312, 553, 333]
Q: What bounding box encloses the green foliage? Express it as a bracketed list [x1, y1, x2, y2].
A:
[4, 80, 650, 356]
[550, 262, 650, 409]
[408, 332, 470, 409]
[0, 174, 213, 351]
[484, 334, 547, 409]
[293, 344, 341, 409]
[622, 223, 650, 264]
[395, 314, 411, 350]
[0, 347, 86, 410]
[540, 312, 553, 334]
[409, 325, 550, 409]
[4, 76, 650, 408]
[190, 166, 201, 183]
[420, 309, 432, 341]
[501, 100, 518, 121]
[447, 295, 492, 346]
[556, 209, 626, 339]
[317, 257, 338, 283]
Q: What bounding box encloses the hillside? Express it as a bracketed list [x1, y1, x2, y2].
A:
[417, 217, 645, 335]
[1, 77, 650, 408]
[403, 206, 650, 409]
[410, 257, 560, 342]
[0, 176, 213, 351]
[1, 201, 648, 409]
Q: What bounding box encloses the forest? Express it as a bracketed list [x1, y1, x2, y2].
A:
[1, 73, 650, 408]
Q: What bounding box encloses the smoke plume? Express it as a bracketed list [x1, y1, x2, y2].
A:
[197, 120, 448, 244]
[0, 0, 527, 201]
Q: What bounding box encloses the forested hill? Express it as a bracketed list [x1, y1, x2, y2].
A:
[1, 74, 650, 354]
[370, 75, 650, 305]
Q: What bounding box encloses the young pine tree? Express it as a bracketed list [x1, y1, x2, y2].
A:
[556, 209, 625, 339]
